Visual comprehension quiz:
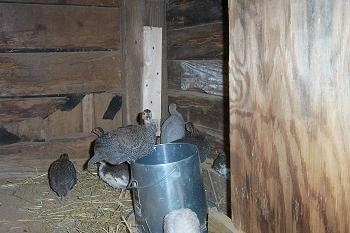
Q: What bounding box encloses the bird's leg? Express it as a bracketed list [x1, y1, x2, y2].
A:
[118, 189, 127, 199]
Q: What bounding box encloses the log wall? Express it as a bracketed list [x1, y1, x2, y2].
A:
[166, 0, 228, 150]
[0, 0, 122, 176]
[229, 1, 350, 232]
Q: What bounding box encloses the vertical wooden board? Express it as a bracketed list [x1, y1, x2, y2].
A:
[229, 1, 350, 233]
[0, 3, 120, 49]
[82, 94, 94, 133]
[121, 0, 145, 125]
[142, 26, 162, 135]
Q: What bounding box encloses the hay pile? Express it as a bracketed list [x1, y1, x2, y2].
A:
[1, 169, 136, 233]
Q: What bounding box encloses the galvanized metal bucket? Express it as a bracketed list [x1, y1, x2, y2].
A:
[129, 143, 208, 233]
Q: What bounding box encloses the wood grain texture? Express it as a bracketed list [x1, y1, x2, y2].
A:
[0, 52, 121, 96]
[0, 97, 66, 123]
[168, 60, 227, 96]
[3, 92, 123, 140]
[167, 0, 224, 30]
[0, 0, 119, 7]
[167, 22, 226, 60]
[168, 89, 226, 132]
[0, 3, 120, 49]
[0, 133, 96, 178]
[208, 208, 243, 233]
[121, 0, 145, 125]
[229, 1, 350, 233]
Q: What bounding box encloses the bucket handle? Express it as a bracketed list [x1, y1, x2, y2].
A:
[127, 165, 179, 190]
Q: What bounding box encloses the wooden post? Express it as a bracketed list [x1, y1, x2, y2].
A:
[142, 26, 162, 135]
[121, 0, 145, 125]
[229, 1, 350, 233]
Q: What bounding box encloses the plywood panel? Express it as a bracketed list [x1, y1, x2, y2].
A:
[0, 52, 121, 96]
[167, 22, 225, 60]
[0, 0, 119, 7]
[229, 1, 350, 233]
[168, 60, 226, 96]
[0, 97, 66, 123]
[167, 0, 224, 29]
[0, 3, 120, 49]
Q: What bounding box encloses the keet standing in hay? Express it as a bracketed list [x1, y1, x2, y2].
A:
[98, 161, 130, 199]
[88, 109, 157, 166]
[48, 153, 77, 199]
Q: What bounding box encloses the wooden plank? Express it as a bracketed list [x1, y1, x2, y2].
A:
[4, 99, 83, 140]
[229, 1, 350, 233]
[0, 3, 120, 49]
[0, 133, 96, 178]
[0, 97, 66, 123]
[82, 94, 94, 133]
[167, 22, 226, 60]
[121, 0, 145, 125]
[0, 0, 119, 7]
[168, 89, 227, 131]
[0, 52, 121, 97]
[92, 92, 123, 130]
[142, 26, 162, 135]
[167, 0, 224, 30]
[3, 92, 123, 141]
[168, 60, 227, 96]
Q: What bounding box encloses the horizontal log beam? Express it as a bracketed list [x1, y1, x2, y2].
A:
[167, 0, 224, 29]
[0, 133, 96, 178]
[168, 60, 227, 96]
[167, 22, 226, 60]
[0, 97, 67, 123]
[0, 51, 121, 96]
[0, 0, 119, 7]
[168, 89, 227, 132]
[0, 3, 120, 50]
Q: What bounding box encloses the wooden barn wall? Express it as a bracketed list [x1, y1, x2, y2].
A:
[0, 0, 122, 177]
[166, 0, 229, 150]
[229, 1, 350, 233]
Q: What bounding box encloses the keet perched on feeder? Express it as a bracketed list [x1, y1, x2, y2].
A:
[160, 103, 185, 144]
[48, 153, 77, 198]
[88, 109, 157, 166]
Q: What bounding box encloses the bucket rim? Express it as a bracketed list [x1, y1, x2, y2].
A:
[133, 143, 199, 166]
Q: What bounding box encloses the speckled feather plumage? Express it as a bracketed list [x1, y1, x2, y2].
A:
[89, 122, 156, 165]
[98, 162, 130, 189]
[173, 122, 210, 163]
[48, 153, 77, 197]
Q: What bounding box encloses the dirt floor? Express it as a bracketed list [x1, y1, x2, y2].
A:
[0, 170, 134, 233]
